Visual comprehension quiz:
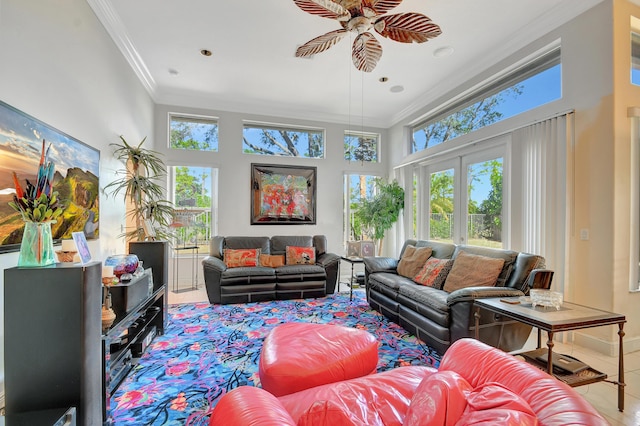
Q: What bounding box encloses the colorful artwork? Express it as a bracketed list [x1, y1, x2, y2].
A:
[0, 100, 100, 253]
[251, 163, 316, 224]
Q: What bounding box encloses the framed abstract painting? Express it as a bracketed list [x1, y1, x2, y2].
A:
[251, 163, 316, 225]
[0, 100, 100, 253]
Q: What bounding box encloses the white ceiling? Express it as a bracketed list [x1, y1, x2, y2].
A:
[89, 0, 604, 128]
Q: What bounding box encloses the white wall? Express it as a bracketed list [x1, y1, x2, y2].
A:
[153, 104, 388, 256]
[0, 0, 154, 399]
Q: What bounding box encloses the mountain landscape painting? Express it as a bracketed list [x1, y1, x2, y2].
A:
[0, 100, 99, 252]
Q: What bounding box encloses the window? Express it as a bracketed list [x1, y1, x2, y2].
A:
[243, 122, 324, 158]
[344, 131, 379, 162]
[412, 48, 561, 153]
[170, 115, 218, 152]
[344, 174, 377, 243]
[632, 32, 640, 86]
[420, 146, 505, 248]
[169, 166, 216, 253]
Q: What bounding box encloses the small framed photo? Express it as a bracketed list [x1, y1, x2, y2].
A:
[72, 232, 92, 264]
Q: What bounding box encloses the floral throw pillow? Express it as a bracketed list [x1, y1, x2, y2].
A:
[286, 246, 316, 265]
[224, 248, 260, 268]
[413, 258, 454, 289]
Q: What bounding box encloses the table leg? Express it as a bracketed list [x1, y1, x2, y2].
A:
[537, 328, 542, 349]
[350, 261, 355, 301]
[546, 331, 555, 375]
[618, 323, 625, 412]
[474, 307, 481, 340]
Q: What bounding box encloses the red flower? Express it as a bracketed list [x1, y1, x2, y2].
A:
[166, 361, 190, 376]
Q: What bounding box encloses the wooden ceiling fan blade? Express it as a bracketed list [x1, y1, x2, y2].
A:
[366, 0, 402, 15]
[296, 29, 349, 57]
[352, 32, 382, 72]
[374, 12, 442, 43]
[293, 0, 350, 20]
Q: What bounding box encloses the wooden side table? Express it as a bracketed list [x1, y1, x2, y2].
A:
[474, 297, 626, 411]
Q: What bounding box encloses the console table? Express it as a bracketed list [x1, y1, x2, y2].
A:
[474, 297, 626, 411]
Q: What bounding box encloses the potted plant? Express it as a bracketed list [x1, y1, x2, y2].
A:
[353, 178, 404, 256]
[105, 136, 175, 241]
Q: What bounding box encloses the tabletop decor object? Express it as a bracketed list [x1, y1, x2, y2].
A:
[9, 140, 64, 267]
[530, 289, 563, 310]
[104, 254, 139, 280]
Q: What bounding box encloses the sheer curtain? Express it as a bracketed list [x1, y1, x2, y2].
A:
[511, 112, 573, 291]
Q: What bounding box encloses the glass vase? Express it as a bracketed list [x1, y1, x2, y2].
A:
[18, 221, 56, 267]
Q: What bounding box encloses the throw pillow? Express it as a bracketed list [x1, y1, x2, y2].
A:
[259, 254, 285, 268]
[286, 246, 316, 265]
[397, 245, 433, 279]
[413, 257, 454, 289]
[223, 248, 260, 268]
[443, 251, 505, 292]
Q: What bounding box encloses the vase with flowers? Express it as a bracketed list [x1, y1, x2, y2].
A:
[9, 140, 64, 267]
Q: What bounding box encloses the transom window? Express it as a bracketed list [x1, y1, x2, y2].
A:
[344, 131, 379, 162]
[243, 122, 324, 158]
[170, 114, 218, 152]
[412, 47, 561, 153]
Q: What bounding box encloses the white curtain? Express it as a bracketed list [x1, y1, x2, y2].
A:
[512, 113, 573, 291]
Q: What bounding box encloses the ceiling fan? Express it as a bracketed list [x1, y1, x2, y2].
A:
[293, 0, 442, 72]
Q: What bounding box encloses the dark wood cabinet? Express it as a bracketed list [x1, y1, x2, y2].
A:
[4, 262, 102, 425]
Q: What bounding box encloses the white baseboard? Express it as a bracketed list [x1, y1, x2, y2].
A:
[572, 330, 640, 356]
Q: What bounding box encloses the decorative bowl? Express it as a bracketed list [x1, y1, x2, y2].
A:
[530, 289, 563, 310]
[104, 254, 139, 279]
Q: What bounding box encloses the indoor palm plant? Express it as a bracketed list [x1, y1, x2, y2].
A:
[105, 136, 174, 241]
[353, 178, 404, 256]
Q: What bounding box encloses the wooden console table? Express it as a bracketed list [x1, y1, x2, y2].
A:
[474, 297, 626, 411]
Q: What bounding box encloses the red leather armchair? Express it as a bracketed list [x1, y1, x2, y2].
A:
[209, 339, 608, 426]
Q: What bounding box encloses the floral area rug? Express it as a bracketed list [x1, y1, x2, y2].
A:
[110, 291, 441, 425]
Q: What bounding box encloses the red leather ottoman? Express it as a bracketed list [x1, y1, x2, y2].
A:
[259, 322, 378, 396]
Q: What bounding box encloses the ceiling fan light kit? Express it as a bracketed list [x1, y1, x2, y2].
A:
[294, 0, 442, 72]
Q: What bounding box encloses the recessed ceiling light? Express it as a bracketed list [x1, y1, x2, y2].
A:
[379, 77, 389, 83]
[433, 46, 454, 58]
[200, 49, 212, 57]
[390, 85, 404, 93]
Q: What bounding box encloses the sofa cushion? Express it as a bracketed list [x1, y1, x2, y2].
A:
[397, 245, 432, 279]
[276, 264, 326, 282]
[414, 257, 454, 289]
[286, 245, 316, 265]
[397, 283, 450, 324]
[368, 272, 416, 292]
[272, 235, 313, 254]
[457, 382, 539, 425]
[224, 248, 261, 268]
[260, 254, 285, 268]
[443, 251, 505, 292]
[225, 236, 271, 254]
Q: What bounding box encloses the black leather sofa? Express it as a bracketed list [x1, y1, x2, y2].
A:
[202, 235, 340, 304]
[364, 239, 553, 355]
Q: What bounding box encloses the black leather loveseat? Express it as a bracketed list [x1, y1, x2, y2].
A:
[364, 239, 553, 355]
[202, 235, 340, 304]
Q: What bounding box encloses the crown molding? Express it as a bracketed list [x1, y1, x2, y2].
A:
[87, 0, 157, 99]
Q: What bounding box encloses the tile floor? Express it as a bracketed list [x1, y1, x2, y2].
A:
[169, 268, 640, 425]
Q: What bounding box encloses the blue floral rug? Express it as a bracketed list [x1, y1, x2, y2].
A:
[110, 291, 441, 425]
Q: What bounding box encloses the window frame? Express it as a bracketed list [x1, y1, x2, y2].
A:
[411, 45, 561, 153]
[169, 113, 219, 152]
[242, 121, 326, 158]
